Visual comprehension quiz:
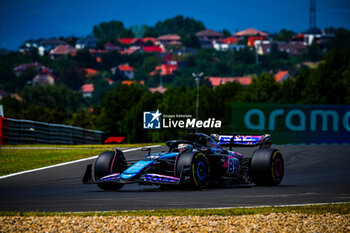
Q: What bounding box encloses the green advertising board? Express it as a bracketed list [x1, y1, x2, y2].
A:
[231, 103, 350, 144]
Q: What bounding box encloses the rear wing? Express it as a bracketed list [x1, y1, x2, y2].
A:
[218, 134, 272, 150]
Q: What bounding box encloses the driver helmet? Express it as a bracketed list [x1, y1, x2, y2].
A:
[178, 143, 193, 152]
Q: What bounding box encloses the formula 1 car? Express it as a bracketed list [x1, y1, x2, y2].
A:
[82, 133, 284, 190]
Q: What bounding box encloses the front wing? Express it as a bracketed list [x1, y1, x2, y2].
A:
[82, 164, 181, 185]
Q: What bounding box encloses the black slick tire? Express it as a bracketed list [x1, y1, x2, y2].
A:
[94, 149, 127, 191]
[176, 152, 210, 189]
[250, 148, 284, 186]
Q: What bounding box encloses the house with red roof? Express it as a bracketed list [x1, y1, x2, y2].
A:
[119, 47, 141, 55]
[150, 64, 178, 76]
[104, 42, 120, 51]
[141, 38, 157, 45]
[118, 64, 134, 79]
[32, 68, 56, 86]
[234, 28, 269, 37]
[213, 37, 244, 52]
[13, 62, 46, 76]
[157, 34, 181, 46]
[195, 29, 224, 48]
[105, 77, 114, 85]
[81, 83, 94, 97]
[38, 38, 67, 56]
[247, 36, 266, 47]
[143, 46, 164, 53]
[82, 68, 98, 77]
[119, 38, 139, 45]
[275, 71, 289, 82]
[49, 45, 76, 58]
[149, 86, 167, 94]
[205, 77, 252, 86]
[196, 29, 225, 41]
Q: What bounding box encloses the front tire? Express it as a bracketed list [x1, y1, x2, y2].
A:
[176, 152, 210, 189]
[94, 149, 127, 191]
[250, 148, 284, 186]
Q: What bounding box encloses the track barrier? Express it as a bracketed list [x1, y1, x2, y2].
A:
[0, 116, 103, 145]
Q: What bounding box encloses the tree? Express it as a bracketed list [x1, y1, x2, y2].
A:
[57, 65, 85, 90]
[222, 29, 231, 37]
[303, 42, 324, 62]
[74, 49, 98, 69]
[300, 49, 350, 104]
[242, 73, 280, 103]
[93, 21, 127, 44]
[142, 25, 159, 37]
[119, 28, 135, 38]
[154, 15, 205, 36]
[100, 51, 124, 71]
[20, 84, 85, 112]
[181, 33, 201, 48]
[273, 28, 296, 42]
[96, 84, 146, 134]
[325, 27, 350, 50]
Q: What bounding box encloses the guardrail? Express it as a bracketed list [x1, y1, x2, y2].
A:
[0, 116, 103, 145]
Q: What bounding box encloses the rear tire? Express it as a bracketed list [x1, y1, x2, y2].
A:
[176, 152, 210, 189]
[250, 148, 284, 186]
[94, 150, 127, 191]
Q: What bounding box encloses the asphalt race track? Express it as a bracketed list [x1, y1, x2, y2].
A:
[0, 145, 349, 212]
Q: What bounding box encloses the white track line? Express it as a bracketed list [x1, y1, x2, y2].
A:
[0, 145, 161, 180]
[191, 201, 350, 210]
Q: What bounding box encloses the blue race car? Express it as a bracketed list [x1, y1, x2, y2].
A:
[82, 133, 284, 190]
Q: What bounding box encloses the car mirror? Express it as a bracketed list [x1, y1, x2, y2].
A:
[142, 147, 151, 156]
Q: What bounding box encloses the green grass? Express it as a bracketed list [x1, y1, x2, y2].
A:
[0, 203, 348, 217]
[0, 143, 163, 176]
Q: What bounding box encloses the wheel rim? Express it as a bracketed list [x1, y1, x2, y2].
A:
[274, 158, 283, 177]
[196, 161, 206, 180]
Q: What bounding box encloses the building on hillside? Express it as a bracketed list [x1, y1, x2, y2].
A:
[247, 36, 266, 47]
[141, 38, 157, 45]
[150, 64, 178, 76]
[105, 77, 114, 85]
[234, 28, 269, 38]
[104, 42, 121, 51]
[75, 36, 98, 49]
[213, 37, 244, 52]
[81, 83, 94, 97]
[32, 68, 56, 86]
[256, 41, 307, 56]
[275, 70, 289, 82]
[82, 68, 98, 78]
[196, 29, 225, 41]
[149, 86, 166, 94]
[195, 29, 225, 49]
[49, 45, 76, 59]
[157, 34, 181, 46]
[303, 27, 322, 45]
[13, 62, 46, 76]
[205, 76, 252, 86]
[143, 46, 164, 53]
[116, 64, 134, 79]
[38, 38, 67, 56]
